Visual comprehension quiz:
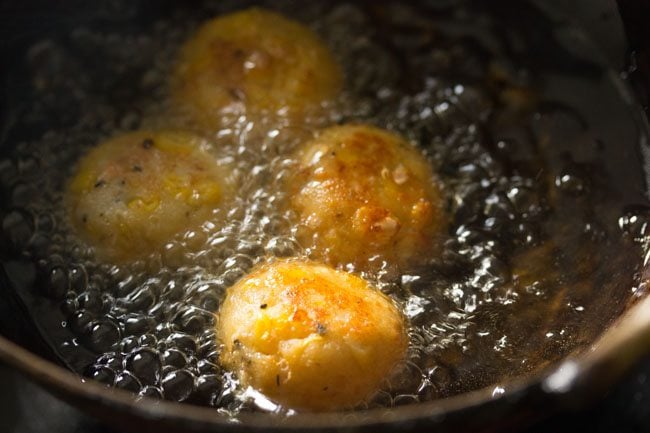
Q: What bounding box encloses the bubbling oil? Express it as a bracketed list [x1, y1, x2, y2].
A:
[0, 0, 648, 415]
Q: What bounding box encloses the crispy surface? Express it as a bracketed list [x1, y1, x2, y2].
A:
[66, 130, 228, 263]
[289, 124, 446, 272]
[173, 7, 342, 127]
[217, 260, 407, 411]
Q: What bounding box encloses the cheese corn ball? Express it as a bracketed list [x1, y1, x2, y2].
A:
[289, 124, 446, 272]
[217, 260, 407, 411]
[173, 8, 342, 127]
[66, 130, 229, 263]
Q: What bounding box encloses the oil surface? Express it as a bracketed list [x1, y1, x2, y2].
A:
[0, 0, 649, 415]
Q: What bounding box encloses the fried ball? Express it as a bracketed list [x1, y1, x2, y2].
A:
[66, 130, 229, 263]
[289, 124, 446, 272]
[173, 7, 342, 127]
[217, 260, 407, 412]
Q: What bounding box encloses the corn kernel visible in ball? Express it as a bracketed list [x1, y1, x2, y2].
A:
[217, 260, 408, 411]
[172, 7, 342, 127]
[289, 124, 446, 273]
[66, 130, 230, 263]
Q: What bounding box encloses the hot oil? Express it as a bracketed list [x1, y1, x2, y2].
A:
[0, 0, 648, 415]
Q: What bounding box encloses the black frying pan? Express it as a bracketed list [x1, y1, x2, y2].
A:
[1, 0, 650, 432]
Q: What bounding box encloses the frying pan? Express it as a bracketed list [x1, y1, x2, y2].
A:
[1, 0, 650, 431]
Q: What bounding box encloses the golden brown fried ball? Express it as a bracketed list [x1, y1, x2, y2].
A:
[172, 8, 342, 127]
[289, 124, 446, 273]
[217, 259, 407, 412]
[66, 130, 230, 263]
